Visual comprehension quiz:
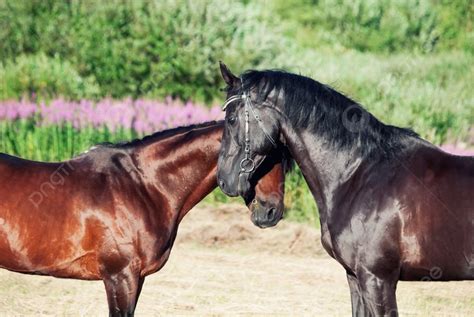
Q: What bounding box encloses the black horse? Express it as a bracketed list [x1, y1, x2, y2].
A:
[216, 62, 473, 316]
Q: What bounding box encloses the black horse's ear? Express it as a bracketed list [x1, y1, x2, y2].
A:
[219, 61, 240, 88]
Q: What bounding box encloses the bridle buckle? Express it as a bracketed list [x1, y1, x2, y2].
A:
[240, 157, 255, 173]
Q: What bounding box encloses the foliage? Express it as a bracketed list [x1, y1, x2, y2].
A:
[0, 53, 100, 100]
[271, 0, 474, 53]
[0, 0, 472, 102]
[0, 0, 291, 102]
[283, 167, 318, 225]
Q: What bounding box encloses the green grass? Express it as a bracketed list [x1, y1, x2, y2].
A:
[0, 121, 136, 162]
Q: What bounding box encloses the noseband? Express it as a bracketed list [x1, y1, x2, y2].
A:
[222, 89, 277, 174]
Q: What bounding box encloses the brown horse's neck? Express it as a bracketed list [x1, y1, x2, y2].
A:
[130, 122, 223, 222]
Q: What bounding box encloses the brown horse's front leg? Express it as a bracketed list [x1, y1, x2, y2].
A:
[103, 266, 143, 317]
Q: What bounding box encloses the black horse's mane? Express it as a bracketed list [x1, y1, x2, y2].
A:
[241, 70, 419, 157]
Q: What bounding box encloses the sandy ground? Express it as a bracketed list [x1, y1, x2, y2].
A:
[0, 204, 472, 316]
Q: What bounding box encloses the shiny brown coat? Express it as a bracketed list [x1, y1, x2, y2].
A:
[0, 121, 285, 316]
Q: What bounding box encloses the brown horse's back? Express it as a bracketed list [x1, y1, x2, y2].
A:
[0, 148, 179, 281]
[0, 151, 150, 279]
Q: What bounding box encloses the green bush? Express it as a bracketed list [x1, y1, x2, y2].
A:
[0, 0, 471, 101]
[0, 0, 292, 102]
[0, 53, 100, 100]
[271, 0, 473, 53]
[434, 0, 474, 52]
[283, 167, 318, 225]
[319, 0, 439, 52]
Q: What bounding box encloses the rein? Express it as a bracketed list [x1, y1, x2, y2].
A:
[222, 87, 277, 174]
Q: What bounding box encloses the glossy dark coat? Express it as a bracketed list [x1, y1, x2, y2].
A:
[0, 121, 285, 316]
[217, 64, 473, 317]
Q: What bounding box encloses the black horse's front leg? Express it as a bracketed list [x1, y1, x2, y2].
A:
[346, 272, 367, 317]
[357, 269, 399, 317]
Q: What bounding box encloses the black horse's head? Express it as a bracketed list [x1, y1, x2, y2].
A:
[217, 62, 288, 227]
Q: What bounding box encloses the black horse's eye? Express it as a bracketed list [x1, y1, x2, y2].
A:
[227, 116, 236, 125]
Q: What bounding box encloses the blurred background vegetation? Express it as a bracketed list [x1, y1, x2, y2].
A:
[0, 0, 472, 225]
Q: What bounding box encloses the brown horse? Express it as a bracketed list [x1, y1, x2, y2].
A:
[0, 121, 286, 316]
[217, 64, 473, 316]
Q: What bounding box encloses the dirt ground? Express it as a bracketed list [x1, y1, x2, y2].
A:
[0, 204, 472, 316]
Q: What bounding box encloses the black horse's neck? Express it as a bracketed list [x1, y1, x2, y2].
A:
[244, 70, 419, 214]
[286, 114, 420, 218]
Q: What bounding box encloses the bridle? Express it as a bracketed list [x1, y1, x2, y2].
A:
[222, 83, 277, 174]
